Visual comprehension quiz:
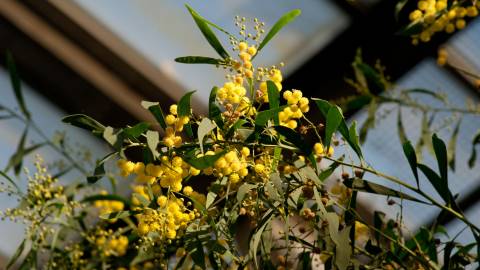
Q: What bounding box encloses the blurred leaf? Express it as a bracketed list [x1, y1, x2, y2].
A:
[250, 210, 273, 268]
[447, 119, 461, 171]
[62, 114, 105, 136]
[208, 87, 224, 128]
[359, 99, 377, 144]
[237, 183, 256, 202]
[146, 130, 160, 158]
[184, 150, 225, 169]
[266, 81, 280, 125]
[415, 112, 430, 162]
[82, 194, 130, 206]
[141, 101, 167, 129]
[175, 56, 225, 65]
[6, 239, 26, 269]
[255, 105, 286, 127]
[124, 122, 150, 139]
[324, 106, 343, 148]
[402, 141, 419, 187]
[403, 88, 447, 104]
[6, 52, 30, 119]
[185, 5, 229, 59]
[178, 91, 196, 117]
[345, 95, 372, 112]
[397, 108, 408, 145]
[133, 193, 150, 207]
[0, 170, 21, 193]
[395, 0, 410, 20]
[99, 210, 134, 220]
[468, 130, 480, 168]
[225, 119, 247, 138]
[355, 62, 386, 94]
[198, 118, 216, 154]
[348, 121, 361, 153]
[344, 178, 425, 203]
[274, 125, 312, 155]
[318, 160, 340, 182]
[257, 9, 301, 52]
[397, 20, 424, 36]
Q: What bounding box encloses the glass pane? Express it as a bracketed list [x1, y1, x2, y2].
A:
[73, 0, 349, 105]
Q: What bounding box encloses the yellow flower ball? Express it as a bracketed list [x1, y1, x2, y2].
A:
[241, 147, 250, 157]
[238, 41, 248, 52]
[157, 195, 168, 208]
[254, 164, 265, 174]
[170, 104, 178, 115]
[183, 186, 193, 196]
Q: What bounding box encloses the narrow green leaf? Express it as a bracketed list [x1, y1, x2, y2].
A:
[396, 20, 424, 36]
[266, 81, 280, 125]
[318, 161, 340, 182]
[255, 105, 286, 127]
[250, 211, 274, 268]
[87, 152, 117, 184]
[99, 210, 134, 220]
[0, 170, 21, 193]
[175, 56, 225, 65]
[208, 87, 224, 128]
[468, 130, 480, 168]
[6, 239, 26, 269]
[124, 122, 150, 139]
[184, 150, 226, 170]
[82, 194, 130, 206]
[432, 134, 448, 182]
[225, 119, 247, 138]
[133, 193, 150, 207]
[178, 91, 196, 117]
[62, 114, 105, 136]
[345, 95, 372, 112]
[324, 106, 343, 148]
[397, 108, 407, 145]
[403, 88, 447, 104]
[417, 164, 450, 203]
[237, 183, 256, 202]
[343, 178, 426, 203]
[141, 101, 167, 129]
[447, 119, 461, 171]
[5, 128, 27, 175]
[355, 63, 386, 94]
[185, 5, 229, 59]
[359, 99, 377, 144]
[402, 141, 419, 187]
[348, 121, 361, 154]
[257, 9, 301, 52]
[197, 118, 216, 154]
[6, 52, 30, 119]
[274, 125, 312, 155]
[146, 130, 160, 158]
[190, 237, 206, 269]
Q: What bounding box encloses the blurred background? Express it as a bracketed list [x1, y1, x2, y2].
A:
[0, 0, 479, 265]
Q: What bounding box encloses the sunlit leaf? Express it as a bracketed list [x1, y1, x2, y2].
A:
[124, 122, 150, 139]
[146, 130, 160, 158]
[178, 91, 196, 117]
[141, 101, 167, 129]
[197, 118, 216, 154]
[185, 5, 229, 59]
[255, 105, 286, 127]
[257, 9, 301, 52]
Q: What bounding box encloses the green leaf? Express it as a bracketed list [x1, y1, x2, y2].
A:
[359, 99, 377, 144]
[402, 141, 419, 187]
[184, 150, 225, 170]
[274, 125, 312, 155]
[469, 130, 480, 168]
[348, 121, 361, 154]
[395, 0, 410, 20]
[189, 237, 206, 269]
[397, 108, 407, 145]
[87, 152, 117, 184]
[432, 134, 448, 182]
[205, 191, 217, 209]
[62, 114, 105, 136]
[417, 164, 450, 203]
[324, 106, 343, 148]
[175, 56, 225, 65]
[208, 87, 224, 128]
[124, 122, 150, 139]
[318, 161, 340, 182]
[6, 239, 26, 269]
[250, 210, 274, 268]
[146, 130, 160, 158]
[237, 183, 256, 202]
[343, 178, 426, 203]
[141, 101, 167, 129]
[185, 5, 229, 59]
[0, 170, 21, 193]
[345, 95, 372, 112]
[257, 9, 301, 52]
[397, 20, 424, 36]
[447, 119, 461, 171]
[255, 105, 286, 127]
[178, 91, 195, 117]
[197, 118, 216, 154]
[355, 62, 386, 94]
[266, 81, 280, 125]
[103, 126, 118, 146]
[6, 52, 30, 119]
[99, 210, 134, 220]
[5, 128, 28, 175]
[133, 193, 150, 207]
[403, 88, 446, 104]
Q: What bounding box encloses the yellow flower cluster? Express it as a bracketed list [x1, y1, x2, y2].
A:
[209, 148, 250, 184]
[259, 68, 283, 103]
[95, 233, 129, 257]
[314, 142, 334, 158]
[28, 156, 64, 202]
[237, 41, 256, 78]
[409, 0, 479, 43]
[217, 80, 247, 105]
[164, 104, 189, 147]
[137, 196, 195, 239]
[118, 156, 198, 193]
[278, 90, 309, 129]
[437, 48, 448, 66]
[94, 190, 124, 216]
